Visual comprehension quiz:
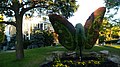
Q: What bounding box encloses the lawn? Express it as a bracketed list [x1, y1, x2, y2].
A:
[84, 45, 120, 56]
[0, 45, 120, 67]
[0, 46, 67, 67]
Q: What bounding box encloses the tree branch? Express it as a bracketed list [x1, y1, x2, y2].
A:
[0, 6, 15, 11]
[20, 1, 31, 8]
[21, 5, 49, 15]
[0, 21, 16, 27]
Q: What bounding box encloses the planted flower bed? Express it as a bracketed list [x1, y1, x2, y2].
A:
[40, 52, 118, 67]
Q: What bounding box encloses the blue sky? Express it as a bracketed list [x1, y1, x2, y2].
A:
[68, 0, 105, 26]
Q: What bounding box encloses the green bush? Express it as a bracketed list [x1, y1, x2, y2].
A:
[23, 40, 31, 49]
[99, 36, 106, 43]
[30, 31, 44, 47]
[105, 39, 119, 44]
[30, 30, 54, 47]
[43, 31, 54, 46]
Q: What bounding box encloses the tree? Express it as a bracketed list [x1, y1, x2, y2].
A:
[99, 17, 111, 43]
[0, 14, 5, 44]
[104, 0, 120, 10]
[0, 0, 78, 60]
[112, 23, 120, 39]
[99, 17, 120, 43]
[104, 0, 120, 22]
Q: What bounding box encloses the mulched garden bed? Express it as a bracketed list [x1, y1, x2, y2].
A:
[40, 52, 118, 67]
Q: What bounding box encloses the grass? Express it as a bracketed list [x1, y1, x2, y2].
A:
[0, 46, 67, 67]
[0, 45, 120, 67]
[84, 45, 120, 56]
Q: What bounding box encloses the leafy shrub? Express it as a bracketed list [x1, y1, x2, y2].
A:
[105, 39, 119, 44]
[30, 30, 54, 48]
[43, 31, 54, 46]
[23, 40, 31, 49]
[30, 31, 44, 47]
[99, 36, 106, 43]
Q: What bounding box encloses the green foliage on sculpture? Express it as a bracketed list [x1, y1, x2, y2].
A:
[49, 14, 76, 50]
[75, 23, 86, 49]
[49, 7, 106, 51]
[75, 23, 87, 61]
[84, 7, 106, 49]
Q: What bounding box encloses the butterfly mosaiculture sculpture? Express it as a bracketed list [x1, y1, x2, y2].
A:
[49, 7, 106, 58]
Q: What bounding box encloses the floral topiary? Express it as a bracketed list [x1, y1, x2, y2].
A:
[49, 7, 106, 50]
[84, 7, 106, 49]
[48, 7, 106, 61]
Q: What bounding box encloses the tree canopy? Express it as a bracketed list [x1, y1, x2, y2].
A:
[0, 0, 79, 60]
[0, 0, 79, 19]
[104, 0, 120, 22]
[104, 0, 120, 9]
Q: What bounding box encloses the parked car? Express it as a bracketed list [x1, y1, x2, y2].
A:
[117, 40, 120, 44]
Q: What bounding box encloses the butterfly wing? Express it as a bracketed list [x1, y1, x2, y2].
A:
[49, 14, 76, 50]
[84, 7, 106, 49]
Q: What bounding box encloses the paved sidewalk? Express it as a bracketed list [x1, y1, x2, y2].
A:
[0, 50, 15, 53]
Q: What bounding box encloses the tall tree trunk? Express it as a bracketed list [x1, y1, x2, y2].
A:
[15, 15, 24, 60]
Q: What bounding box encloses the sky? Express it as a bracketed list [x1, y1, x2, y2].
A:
[68, 0, 105, 26]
